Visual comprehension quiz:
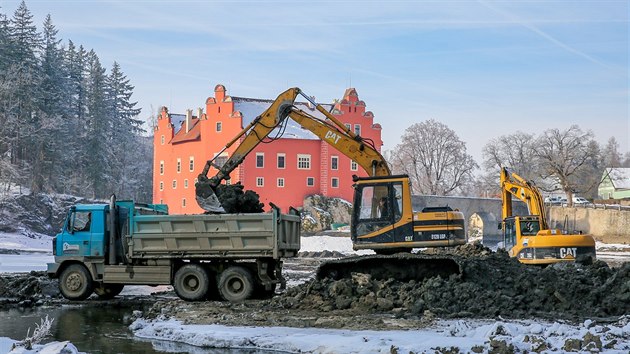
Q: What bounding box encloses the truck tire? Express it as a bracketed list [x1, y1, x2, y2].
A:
[59, 264, 93, 300]
[94, 283, 124, 300]
[173, 264, 209, 301]
[218, 266, 254, 302]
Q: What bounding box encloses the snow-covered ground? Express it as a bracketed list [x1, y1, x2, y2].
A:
[1, 232, 629, 353]
[130, 317, 630, 353]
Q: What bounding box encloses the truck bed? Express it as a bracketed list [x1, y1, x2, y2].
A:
[127, 210, 300, 260]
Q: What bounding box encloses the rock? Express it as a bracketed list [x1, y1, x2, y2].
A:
[301, 195, 351, 232]
[563, 338, 582, 352]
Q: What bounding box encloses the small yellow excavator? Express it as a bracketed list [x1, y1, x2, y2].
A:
[195, 87, 466, 255]
[500, 167, 596, 264]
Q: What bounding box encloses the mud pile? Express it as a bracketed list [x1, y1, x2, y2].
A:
[273, 244, 630, 320]
[0, 271, 60, 307]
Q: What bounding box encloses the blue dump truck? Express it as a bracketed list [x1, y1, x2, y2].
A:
[47, 196, 301, 302]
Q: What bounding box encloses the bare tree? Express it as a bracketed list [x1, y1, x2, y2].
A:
[482, 131, 538, 180]
[535, 125, 599, 205]
[389, 119, 477, 195]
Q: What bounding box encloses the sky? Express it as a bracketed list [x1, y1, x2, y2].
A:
[1, 0, 628, 163]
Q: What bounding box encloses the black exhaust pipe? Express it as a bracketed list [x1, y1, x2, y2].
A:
[108, 194, 117, 265]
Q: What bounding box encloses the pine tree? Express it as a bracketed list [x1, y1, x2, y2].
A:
[7, 1, 42, 190]
[30, 14, 66, 192]
[106, 61, 144, 197]
[84, 49, 111, 198]
[62, 41, 89, 194]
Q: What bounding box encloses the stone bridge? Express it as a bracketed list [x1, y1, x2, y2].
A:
[412, 195, 528, 243]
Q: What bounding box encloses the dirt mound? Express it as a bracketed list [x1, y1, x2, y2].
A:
[273, 244, 630, 320]
[0, 271, 60, 307]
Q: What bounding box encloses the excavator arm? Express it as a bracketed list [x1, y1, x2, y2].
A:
[195, 87, 390, 212]
[500, 167, 548, 229]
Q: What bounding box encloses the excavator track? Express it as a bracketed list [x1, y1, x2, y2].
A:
[316, 253, 462, 282]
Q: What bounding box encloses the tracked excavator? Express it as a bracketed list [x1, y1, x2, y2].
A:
[499, 167, 596, 265]
[195, 87, 465, 280]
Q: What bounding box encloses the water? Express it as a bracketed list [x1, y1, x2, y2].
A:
[0, 305, 270, 354]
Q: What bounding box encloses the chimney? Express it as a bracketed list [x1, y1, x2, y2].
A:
[197, 107, 203, 120]
[185, 109, 192, 133]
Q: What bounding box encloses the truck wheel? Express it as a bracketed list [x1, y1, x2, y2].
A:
[59, 264, 93, 300]
[94, 283, 124, 300]
[218, 266, 254, 302]
[173, 264, 209, 301]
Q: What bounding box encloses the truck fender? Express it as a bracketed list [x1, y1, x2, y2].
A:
[55, 260, 98, 282]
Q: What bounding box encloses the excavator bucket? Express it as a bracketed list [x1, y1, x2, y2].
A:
[195, 178, 226, 213]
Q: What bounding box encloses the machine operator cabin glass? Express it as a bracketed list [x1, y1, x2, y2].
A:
[70, 211, 91, 232]
[355, 184, 395, 237]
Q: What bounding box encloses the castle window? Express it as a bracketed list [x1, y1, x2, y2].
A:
[306, 177, 315, 187]
[331, 156, 338, 170]
[277, 153, 286, 169]
[256, 177, 264, 187]
[277, 178, 285, 187]
[331, 177, 339, 188]
[216, 122, 222, 132]
[256, 153, 264, 168]
[298, 154, 311, 170]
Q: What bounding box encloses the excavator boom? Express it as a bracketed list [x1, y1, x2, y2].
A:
[195, 87, 390, 212]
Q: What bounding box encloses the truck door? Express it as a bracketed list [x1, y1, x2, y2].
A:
[60, 210, 93, 257]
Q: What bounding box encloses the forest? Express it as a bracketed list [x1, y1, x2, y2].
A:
[0, 1, 151, 201]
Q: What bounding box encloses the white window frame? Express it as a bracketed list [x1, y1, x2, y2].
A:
[306, 177, 315, 187]
[160, 135, 165, 145]
[297, 154, 311, 170]
[277, 153, 286, 169]
[177, 158, 181, 173]
[351, 160, 358, 171]
[159, 181, 164, 191]
[256, 153, 264, 168]
[331, 177, 339, 188]
[277, 178, 285, 188]
[331, 156, 339, 170]
[184, 179, 188, 188]
[172, 180, 177, 189]
[159, 161, 164, 175]
[354, 124, 361, 136]
[256, 177, 264, 187]
[216, 121, 222, 132]
[189, 156, 194, 172]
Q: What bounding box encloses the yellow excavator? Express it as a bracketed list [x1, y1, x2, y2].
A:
[500, 167, 596, 264]
[195, 87, 466, 256]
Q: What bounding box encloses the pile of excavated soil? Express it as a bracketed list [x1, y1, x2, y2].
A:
[0, 271, 60, 308]
[273, 243, 630, 321]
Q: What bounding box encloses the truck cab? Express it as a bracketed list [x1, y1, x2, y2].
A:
[54, 205, 107, 258]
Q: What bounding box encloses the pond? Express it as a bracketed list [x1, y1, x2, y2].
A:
[0, 305, 274, 353]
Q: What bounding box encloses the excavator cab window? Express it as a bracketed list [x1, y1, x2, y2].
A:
[504, 218, 517, 250]
[353, 182, 402, 237]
